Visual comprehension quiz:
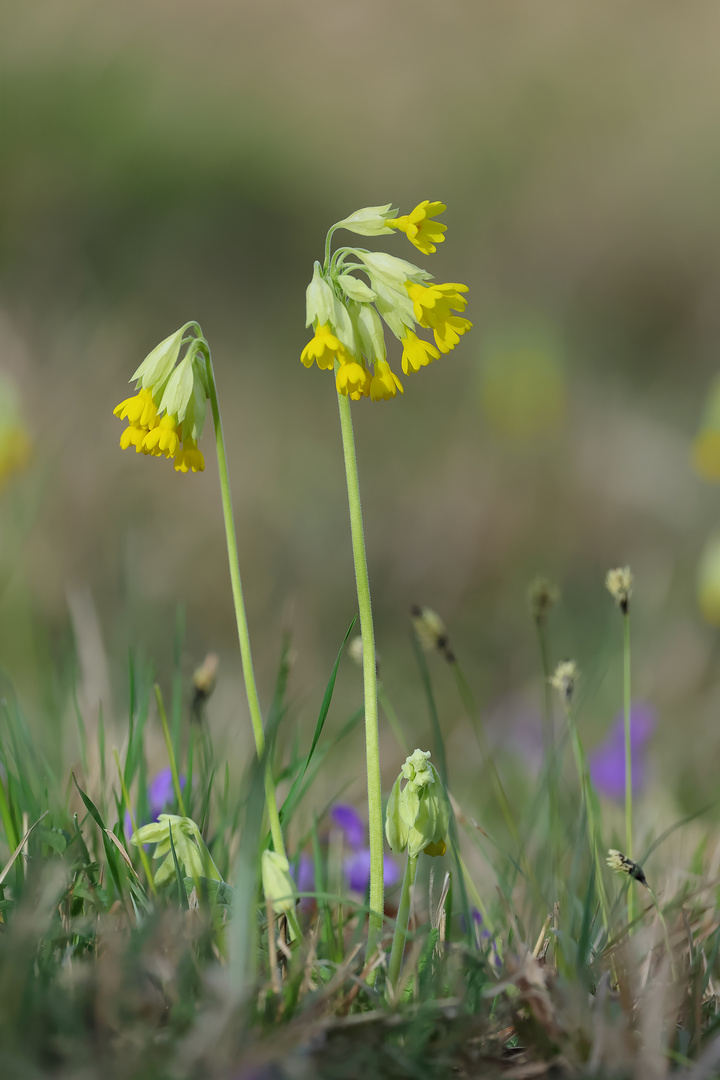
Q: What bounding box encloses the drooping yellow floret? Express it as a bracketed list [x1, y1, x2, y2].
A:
[432, 316, 473, 354]
[301, 324, 349, 371]
[369, 360, 403, 401]
[119, 424, 147, 453]
[406, 282, 468, 324]
[174, 440, 205, 473]
[142, 414, 181, 458]
[406, 283, 472, 354]
[401, 331, 440, 374]
[336, 361, 371, 401]
[113, 387, 158, 429]
[388, 200, 447, 255]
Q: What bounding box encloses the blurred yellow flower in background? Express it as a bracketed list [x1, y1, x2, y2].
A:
[0, 372, 31, 490]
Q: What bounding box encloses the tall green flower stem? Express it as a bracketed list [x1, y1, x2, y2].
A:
[623, 611, 633, 930]
[205, 351, 286, 861]
[387, 852, 418, 992]
[335, 389, 384, 964]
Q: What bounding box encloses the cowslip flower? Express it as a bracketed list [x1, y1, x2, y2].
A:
[301, 201, 471, 401]
[113, 323, 209, 473]
[131, 813, 221, 887]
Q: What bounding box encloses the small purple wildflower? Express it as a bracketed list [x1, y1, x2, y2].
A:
[124, 767, 186, 837]
[589, 703, 656, 801]
[343, 850, 401, 893]
[330, 803, 366, 849]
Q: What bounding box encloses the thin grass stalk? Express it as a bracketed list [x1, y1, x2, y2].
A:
[113, 749, 156, 894]
[155, 684, 187, 817]
[535, 615, 559, 903]
[205, 351, 286, 861]
[335, 389, 384, 967]
[623, 610, 633, 929]
[565, 703, 612, 940]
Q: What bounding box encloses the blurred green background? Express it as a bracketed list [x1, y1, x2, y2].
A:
[2, 1, 720, 835]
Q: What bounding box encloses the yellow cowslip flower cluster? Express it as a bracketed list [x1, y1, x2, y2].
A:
[113, 323, 208, 473]
[301, 201, 471, 401]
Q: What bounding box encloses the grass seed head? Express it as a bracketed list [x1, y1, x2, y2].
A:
[606, 566, 634, 614]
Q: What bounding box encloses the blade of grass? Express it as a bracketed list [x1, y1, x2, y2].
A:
[155, 684, 186, 817]
[279, 616, 356, 828]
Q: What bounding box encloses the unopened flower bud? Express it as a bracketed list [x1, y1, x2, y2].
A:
[261, 850, 298, 914]
[385, 748, 449, 858]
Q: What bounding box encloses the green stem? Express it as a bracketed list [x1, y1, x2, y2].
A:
[387, 852, 418, 992]
[566, 704, 612, 940]
[535, 617, 558, 899]
[623, 612, 633, 929]
[205, 354, 286, 860]
[336, 390, 384, 965]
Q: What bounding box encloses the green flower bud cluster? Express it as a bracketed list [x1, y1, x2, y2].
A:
[131, 814, 222, 887]
[261, 849, 298, 914]
[385, 748, 449, 858]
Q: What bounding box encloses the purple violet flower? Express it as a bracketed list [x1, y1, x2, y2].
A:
[124, 767, 186, 837]
[329, 803, 366, 849]
[588, 703, 656, 801]
[343, 850, 401, 893]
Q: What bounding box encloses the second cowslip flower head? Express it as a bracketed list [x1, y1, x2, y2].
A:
[385, 748, 449, 858]
[113, 323, 209, 473]
[301, 201, 472, 401]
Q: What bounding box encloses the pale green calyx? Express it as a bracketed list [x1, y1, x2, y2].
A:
[131, 326, 187, 390]
[131, 814, 222, 887]
[385, 748, 449, 858]
[332, 204, 396, 237]
[351, 302, 386, 363]
[357, 250, 430, 290]
[337, 273, 376, 302]
[261, 849, 298, 913]
[305, 262, 336, 328]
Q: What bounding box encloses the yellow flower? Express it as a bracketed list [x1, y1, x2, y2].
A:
[693, 429, 720, 481]
[301, 202, 471, 401]
[401, 331, 440, 374]
[113, 387, 158, 429]
[174, 439, 205, 473]
[142, 414, 181, 458]
[406, 282, 472, 354]
[301, 323, 349, 371]
[388, 200, 447, 255]
[115, 324, 210, 475]
[119, 424, 147, 453]
[336, 360, 371, 400]
[369, 360, 403, 401]
[0, 424, 31, 488]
